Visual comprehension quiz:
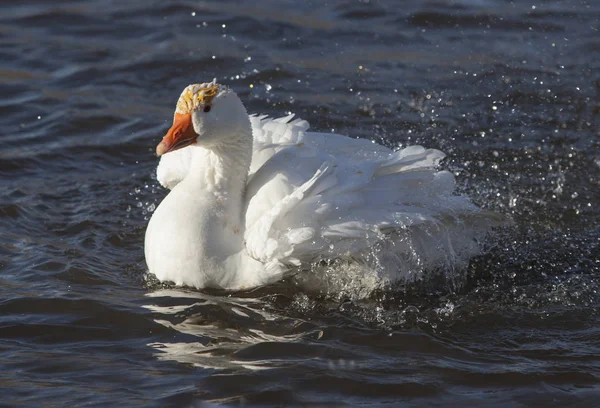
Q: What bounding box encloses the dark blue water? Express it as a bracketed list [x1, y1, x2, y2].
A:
[1, 0, 599, 406]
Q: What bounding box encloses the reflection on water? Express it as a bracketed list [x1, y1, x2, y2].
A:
[145, 289, 317, 370]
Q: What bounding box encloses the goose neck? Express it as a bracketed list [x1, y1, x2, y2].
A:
[186, 142, 251, 199]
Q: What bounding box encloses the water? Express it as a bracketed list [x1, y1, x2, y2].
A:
[1, 0, 599, 406]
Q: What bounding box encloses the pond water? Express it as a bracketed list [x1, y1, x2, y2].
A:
[1, 0, 599, 406]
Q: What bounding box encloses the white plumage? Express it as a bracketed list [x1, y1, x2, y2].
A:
[145, 82, 504, 290]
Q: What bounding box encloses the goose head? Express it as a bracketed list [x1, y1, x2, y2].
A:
[156, 80, 250, 156]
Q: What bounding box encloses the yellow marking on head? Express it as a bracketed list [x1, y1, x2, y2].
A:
[175, 82, 221, 114]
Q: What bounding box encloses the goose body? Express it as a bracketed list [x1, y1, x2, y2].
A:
[145, 81, 502, 290]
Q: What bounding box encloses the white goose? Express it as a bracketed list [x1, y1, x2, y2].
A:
[145, 80, 503, 290]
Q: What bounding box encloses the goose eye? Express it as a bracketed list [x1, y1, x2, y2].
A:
[203, 105, 211, 113]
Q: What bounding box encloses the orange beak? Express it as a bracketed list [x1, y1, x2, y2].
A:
[156, 113, 198, 156]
